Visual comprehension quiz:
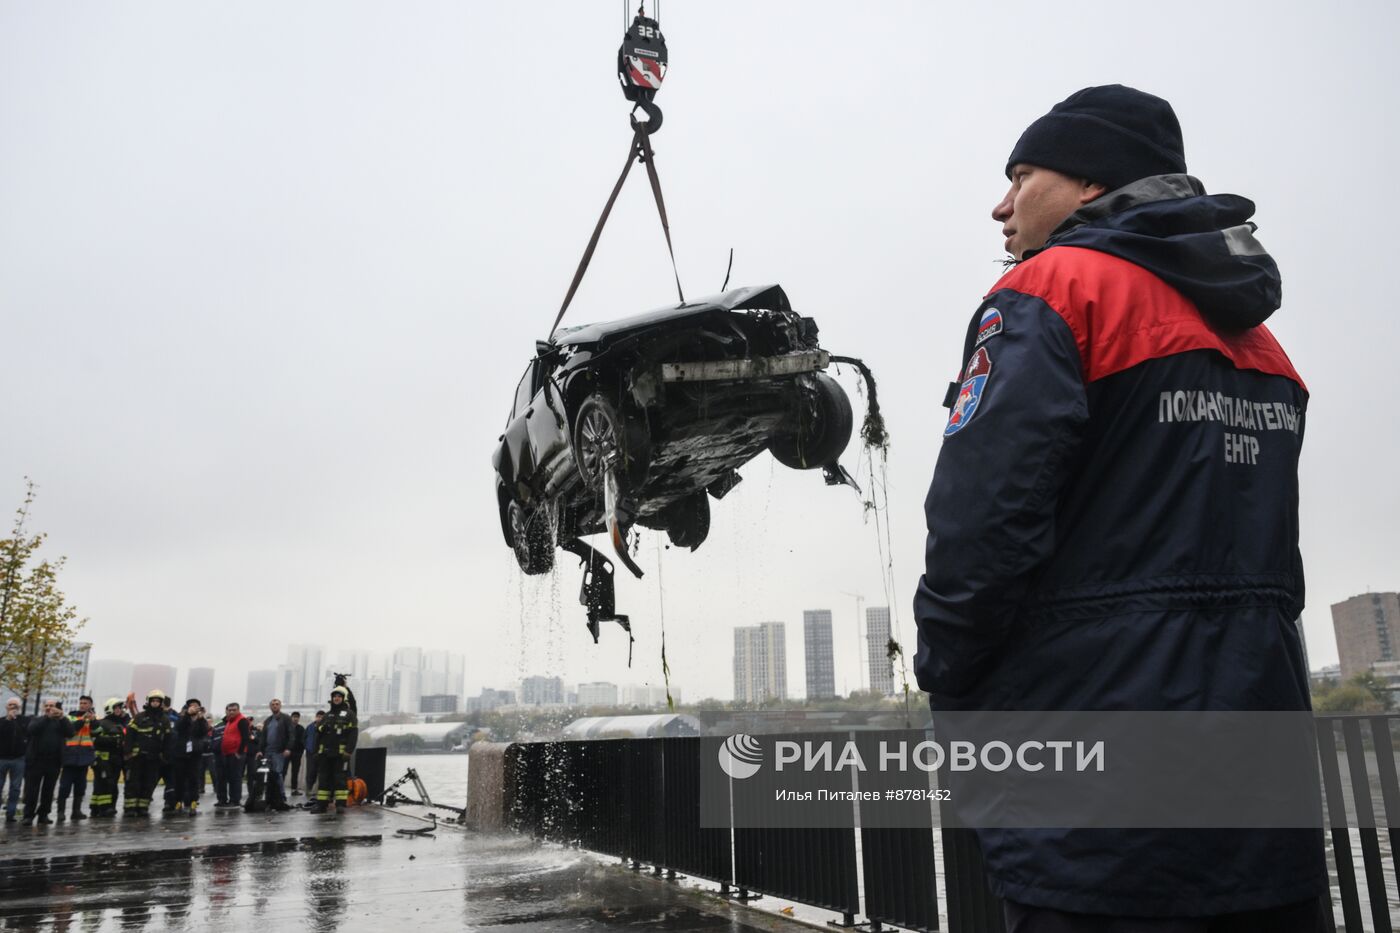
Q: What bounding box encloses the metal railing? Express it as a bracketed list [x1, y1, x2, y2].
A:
[498, 716, 1398, 932]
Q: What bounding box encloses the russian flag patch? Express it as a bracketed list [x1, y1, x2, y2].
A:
[975, 307, 1003, 345]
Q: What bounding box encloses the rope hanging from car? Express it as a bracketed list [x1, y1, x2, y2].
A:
[549, 2, 683, 341]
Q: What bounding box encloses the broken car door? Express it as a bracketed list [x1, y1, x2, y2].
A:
[501, 364, 538, 498]
[524, 352, 572, 492]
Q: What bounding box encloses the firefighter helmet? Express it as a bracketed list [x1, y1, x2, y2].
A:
[146, 689, 167, 702]
[331, 686, 349, 698]
[104, 697, 123, 713]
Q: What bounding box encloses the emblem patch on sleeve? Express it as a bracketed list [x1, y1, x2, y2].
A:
[974, 307, 1003, 346]
[944, 346, 992, 436]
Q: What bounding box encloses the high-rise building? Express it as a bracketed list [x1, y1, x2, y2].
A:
[866, 607, 894, 697]
[186, 667, 215, 705]
[734, 622, 787, 703]
[520, 675, 564, 706]
[803, 609, 836, 700]
[246, 670, 278, 707]
[422, 649, 466, 699]
[284, 644, 324, 706]
[420, 694, 459, 714]
[467, 688, 517, 713]
[1333, 593, 1400, 678]
[577, 682, 619, 706]
[362, 677, 393, 715]
[88, 659, 134, 705]
[35, 642, 91, 709]
[621, 684, 677, 708]
[276, 667, 304, 707]
[337, 650, 373, 683]
[131, 663, 177, 700]
[378, 644, 464, 708]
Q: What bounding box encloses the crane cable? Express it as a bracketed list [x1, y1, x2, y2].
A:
[550, 2, 681, 340]
[550, 127, 683, 340]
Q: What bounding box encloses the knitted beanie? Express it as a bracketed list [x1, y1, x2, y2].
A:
[1005, 85, 1186, 191]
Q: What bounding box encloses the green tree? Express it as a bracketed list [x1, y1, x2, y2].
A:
[0, 480, 42, 691]
[1311, 671, 1393, 713]
[0, 480, 85, 714]
[1312, 683, 1380, 713]
[1348, 670, 1395, 711]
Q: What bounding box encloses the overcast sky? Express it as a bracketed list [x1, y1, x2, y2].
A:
[2, 2, 1397, 705]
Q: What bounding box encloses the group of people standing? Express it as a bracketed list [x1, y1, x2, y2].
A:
[0, 677, 359, 824]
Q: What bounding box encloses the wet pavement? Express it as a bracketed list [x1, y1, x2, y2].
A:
[0, 806, 805, 932]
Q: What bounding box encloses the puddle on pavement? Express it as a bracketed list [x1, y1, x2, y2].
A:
[0, 828, 783, 931]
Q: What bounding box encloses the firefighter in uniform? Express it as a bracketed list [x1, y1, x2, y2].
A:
[309, 680, 357, 814]
[89, 698, 126, 817]
[124, 690, 171, 817]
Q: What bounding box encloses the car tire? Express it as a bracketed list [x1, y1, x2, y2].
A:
[507, 499, 554, 575]
[665, 493, 711, 551]
[770, 373, 854, 469]
[573, 394, 649, 491]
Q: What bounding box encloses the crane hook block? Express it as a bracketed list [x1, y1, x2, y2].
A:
[618, 11, 668, 118]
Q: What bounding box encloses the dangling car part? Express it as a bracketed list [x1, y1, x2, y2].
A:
[492, 284, 868, 639]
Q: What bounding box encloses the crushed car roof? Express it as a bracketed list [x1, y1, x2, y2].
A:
[551, 284, 791, 347]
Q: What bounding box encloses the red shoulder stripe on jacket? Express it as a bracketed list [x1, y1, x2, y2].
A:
[988, 246, 1306, 390]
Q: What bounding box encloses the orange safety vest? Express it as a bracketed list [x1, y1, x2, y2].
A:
[66, 714, 94, 749]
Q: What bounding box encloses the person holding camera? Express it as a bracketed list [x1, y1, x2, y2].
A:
[172, 699, 209, 815]
[22, 699, 74, 824]
[56, 695, 96, 820]
[308, 677, 357, 815]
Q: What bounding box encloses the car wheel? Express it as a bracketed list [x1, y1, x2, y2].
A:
[770, 373, 854, 469]
[664, 493, 711, 551]
[573, 394, 648, 490]
[507, 499, 554, 575]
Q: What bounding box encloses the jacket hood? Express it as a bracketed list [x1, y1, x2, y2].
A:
[1035, 174, 1282, 329]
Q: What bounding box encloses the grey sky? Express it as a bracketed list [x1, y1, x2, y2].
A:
[2, 2, 1396, 704]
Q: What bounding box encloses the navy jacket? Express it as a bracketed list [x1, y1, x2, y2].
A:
[914, 175, 1324, 915]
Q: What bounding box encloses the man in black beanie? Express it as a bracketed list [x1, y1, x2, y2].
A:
[913, 86, 1326, 930]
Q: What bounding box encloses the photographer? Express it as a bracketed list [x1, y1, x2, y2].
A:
[172, 699, 209, 815]
[57, 695, 96, 820]
[309, 676, 357, 815]
[23, 700, 75, 824]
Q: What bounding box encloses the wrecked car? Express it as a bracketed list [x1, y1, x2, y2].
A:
[492, 285, 858, 625]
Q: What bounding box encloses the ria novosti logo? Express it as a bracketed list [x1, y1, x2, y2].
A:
[717, 734, 763, 779]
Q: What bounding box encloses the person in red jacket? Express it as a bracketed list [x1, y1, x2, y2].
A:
[212, 702, 252, 809]
[914, 85, 1324, 931]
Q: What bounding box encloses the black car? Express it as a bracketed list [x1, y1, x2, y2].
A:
[493, 284, 858, 602]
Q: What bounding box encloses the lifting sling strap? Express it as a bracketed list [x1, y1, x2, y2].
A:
[550, 124, 684, 341]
